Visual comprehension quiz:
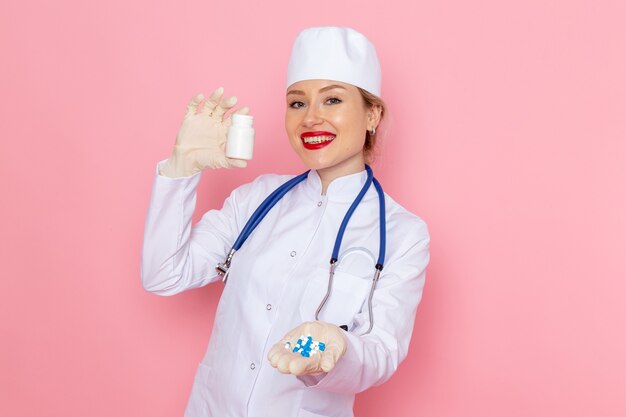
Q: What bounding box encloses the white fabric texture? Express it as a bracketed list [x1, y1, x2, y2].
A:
[286, 27, 382, 97]
[141, 161, 430, 417]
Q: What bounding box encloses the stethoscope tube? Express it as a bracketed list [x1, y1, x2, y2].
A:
[216, 165, 387, 335]
[365, 177, 386, 335]
[315, 170, 387, 335]
[329, 165, 374, 263]
[234, 171, 310, 250]
[216, 171, 309, 280]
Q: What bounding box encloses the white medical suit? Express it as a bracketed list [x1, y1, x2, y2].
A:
[141, 163, 430, 417]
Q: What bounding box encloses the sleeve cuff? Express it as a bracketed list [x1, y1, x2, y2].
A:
[296, 372, 327, 387]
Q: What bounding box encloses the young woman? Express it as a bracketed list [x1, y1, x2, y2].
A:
[142, 26, 430, 417]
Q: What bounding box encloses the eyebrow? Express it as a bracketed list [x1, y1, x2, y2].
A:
[286, 84, 347, 96]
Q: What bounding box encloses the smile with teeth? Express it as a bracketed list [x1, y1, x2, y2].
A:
[302, 135, 336, 144]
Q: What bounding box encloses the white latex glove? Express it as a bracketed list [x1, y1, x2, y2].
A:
[267, 321, 347, 376]
[160, 87, 250, 177]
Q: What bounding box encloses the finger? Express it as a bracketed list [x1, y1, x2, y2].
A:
[224, 106, 250, 128]
[290, 354, 322, 375]
[267, 345, 279, 365]
[320, 340, 344, 372]
[320, 349, 337, 372]
[227, 158, 247, 169]
[268, 343, 286, 366]
[213, 95, 237, 118]
[201, 86, 224, 115]
[277, 352, 294, 374]
[289, 356, 309, 375]
[269, 333, 300, 367]
[185, 93, 205, 117]
[233, 106, 249, 115]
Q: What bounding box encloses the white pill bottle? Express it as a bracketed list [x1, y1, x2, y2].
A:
[225, 114, 254, 160]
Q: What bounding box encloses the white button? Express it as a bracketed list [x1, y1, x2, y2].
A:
[290, 251, 296, 257]
[317, 201, 323, 207]
[266, 304, 272, 310]
[250, 363, 256, 370]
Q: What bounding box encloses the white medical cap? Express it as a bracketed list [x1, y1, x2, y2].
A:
[286, 27, 382, 97]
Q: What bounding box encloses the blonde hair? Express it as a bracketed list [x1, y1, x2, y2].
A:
[358, 87, 387, 163]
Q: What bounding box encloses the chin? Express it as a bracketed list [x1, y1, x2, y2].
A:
[297, 155, 336, 171]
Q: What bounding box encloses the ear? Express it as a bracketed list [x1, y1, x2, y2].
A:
[367, 105, 382, 130]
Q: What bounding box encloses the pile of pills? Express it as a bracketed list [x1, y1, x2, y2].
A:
[284, 334, 326, 357]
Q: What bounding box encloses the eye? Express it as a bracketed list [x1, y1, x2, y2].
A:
[325, 97, 342, 105]
[289, 101, 305, 109]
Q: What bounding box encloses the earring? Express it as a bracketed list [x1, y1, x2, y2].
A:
[369, 127, 376, 135]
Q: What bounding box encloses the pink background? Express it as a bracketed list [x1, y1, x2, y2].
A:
[1, 0, 625, 416]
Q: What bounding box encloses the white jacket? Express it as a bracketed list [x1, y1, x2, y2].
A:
[141, 163, 430, 417]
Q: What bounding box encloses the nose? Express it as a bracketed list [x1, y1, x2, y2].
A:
[302, 104, 323, 128]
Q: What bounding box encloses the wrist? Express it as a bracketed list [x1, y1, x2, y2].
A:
[160, 148, 199, 178]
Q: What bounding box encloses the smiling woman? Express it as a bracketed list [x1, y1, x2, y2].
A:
[285, 80, 383, 193]
[141, 26, 430, 417]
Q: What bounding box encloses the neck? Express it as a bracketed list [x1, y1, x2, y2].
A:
[317, 161, 366, 194]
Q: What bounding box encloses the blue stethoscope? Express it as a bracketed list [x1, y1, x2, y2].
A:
[216, 165, 386, 335]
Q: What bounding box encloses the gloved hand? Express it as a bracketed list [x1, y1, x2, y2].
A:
[267, 321, 347, 376]
[160, 87, 250, 177]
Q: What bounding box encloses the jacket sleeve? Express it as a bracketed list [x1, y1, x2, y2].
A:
[140, 161, 244, 296]
[299, 216, 430, 393]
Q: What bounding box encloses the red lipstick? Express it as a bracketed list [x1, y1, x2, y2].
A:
[300, 131, 336, 150]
